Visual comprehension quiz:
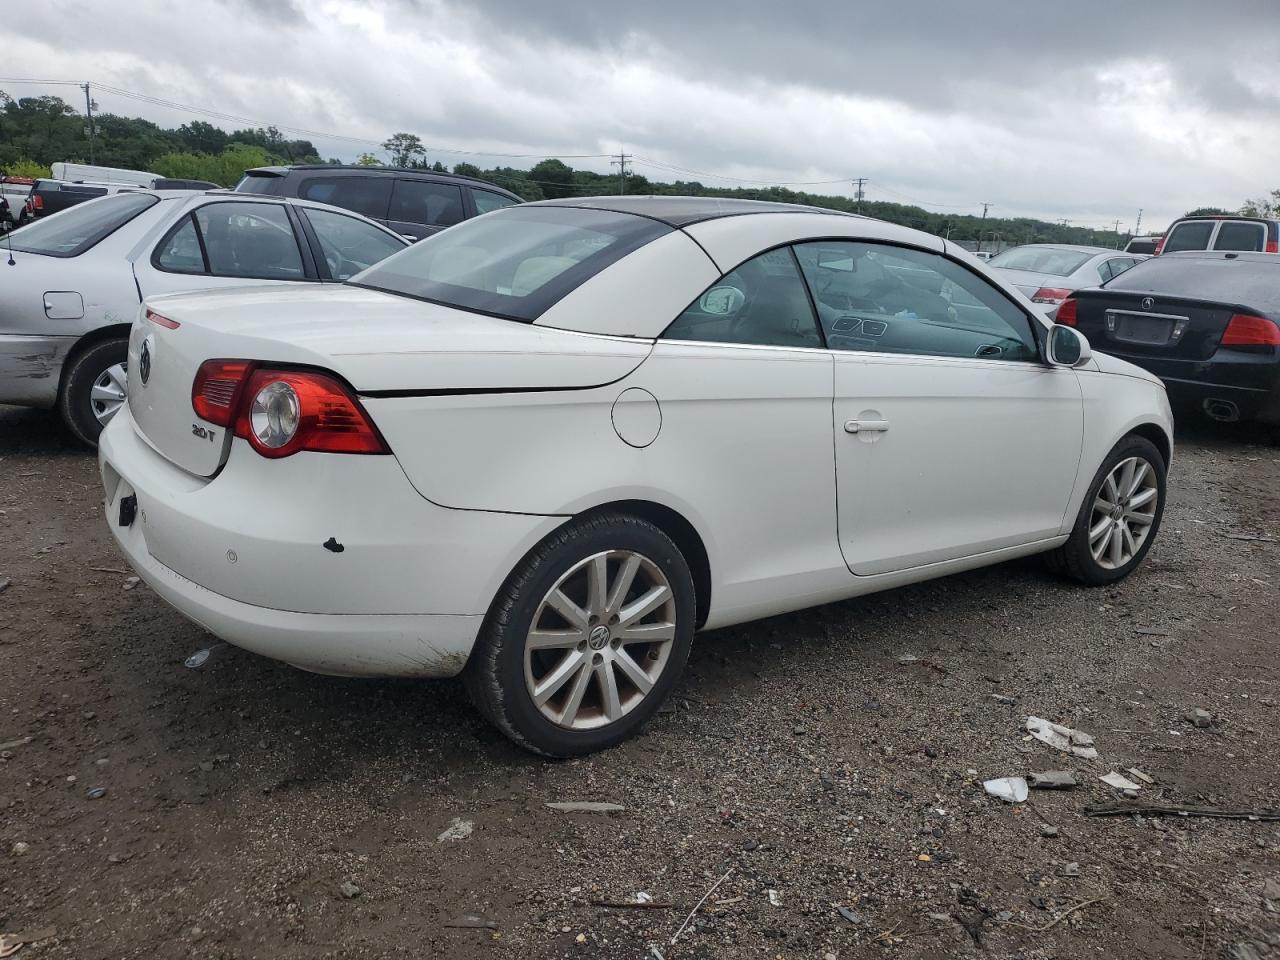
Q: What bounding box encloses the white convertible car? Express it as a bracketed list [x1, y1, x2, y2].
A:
[99, 197, 1173, 756]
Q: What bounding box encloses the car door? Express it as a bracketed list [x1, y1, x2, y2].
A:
[386, 179, 467, 241]
[135, 199, 317, 299]
[653, 246, 843, 619]
[793, 240, 1084, 577]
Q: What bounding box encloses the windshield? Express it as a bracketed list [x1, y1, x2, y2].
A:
[987, 247, 1094, 277]
[9, 193, 160, 257]
[350, 206, 671, 322]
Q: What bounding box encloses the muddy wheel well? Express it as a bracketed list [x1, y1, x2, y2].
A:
[579, 500, 712, 628]
[58, 324, 131, 400]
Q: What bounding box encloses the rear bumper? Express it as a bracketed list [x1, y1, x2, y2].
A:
[1094, 351, 1280, 425]
[0, 334, 74, 408]
[1160, 376, 1280, 425]
[98, 406, 563, 677]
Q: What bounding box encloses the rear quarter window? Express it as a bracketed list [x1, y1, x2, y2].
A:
[298, 176, 392, 220]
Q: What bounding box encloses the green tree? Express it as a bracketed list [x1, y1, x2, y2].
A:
[1241, 191, 1280, 218]
[151, 144, 278, 187]
[529, 158, 575, 199]
[452, 162, 483, 178]
[354, 152, 383, 166]
[382, 132, 426, 167]
[1185, 206, 1233, 217]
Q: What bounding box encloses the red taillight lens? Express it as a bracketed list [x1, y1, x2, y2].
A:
[1221, 313, 1280, 347]
[1266, 240, 1278, 254]
[31, 194, 43, 211]
[1055, 297, 1079, 326]
[192, 359, 254, 426]
[1153, 236, 1166, 255]
[145, 308, 180, 330]
[1031, 286, 1073, 304]
[234, 368, 388, 458]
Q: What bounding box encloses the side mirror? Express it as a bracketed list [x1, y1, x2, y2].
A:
[1046, 324, 1092, 368]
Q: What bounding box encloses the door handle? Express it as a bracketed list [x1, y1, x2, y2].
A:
[845, 419, 889, 434]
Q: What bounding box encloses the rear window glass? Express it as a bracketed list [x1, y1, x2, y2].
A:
[9, 193, 159, 257]
[1213, 221, 1266, 252]
[1162, 220, 1214, 253]
[298, 176, 392, 220]
[986, 247, 1092, 276]
[1105, 256, 1280, 314]
[351, 206, 670, 322]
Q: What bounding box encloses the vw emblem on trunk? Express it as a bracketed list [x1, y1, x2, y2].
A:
[139, 337, 153, 385]
[1141, 297, 1154, 311]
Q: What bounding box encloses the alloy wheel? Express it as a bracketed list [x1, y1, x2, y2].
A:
[523, 549, 677, 731]
[90, 362, 128, 426]
[1089, 456, 1158, 569]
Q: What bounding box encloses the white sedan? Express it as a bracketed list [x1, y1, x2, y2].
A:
[99, 197, 1174, 756]
[0, 190, 407, 445]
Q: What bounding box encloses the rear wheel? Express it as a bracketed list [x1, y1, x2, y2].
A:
[1048, 435, 1166, 585]
[59, 339, 128, 448]
[465, 513, 696, 756]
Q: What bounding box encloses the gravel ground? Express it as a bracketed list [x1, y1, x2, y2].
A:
[1, 403, 1278, 960]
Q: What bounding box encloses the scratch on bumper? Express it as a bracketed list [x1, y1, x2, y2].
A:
[0, 336, 74, 407]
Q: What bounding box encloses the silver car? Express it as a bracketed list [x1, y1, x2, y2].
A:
[987, 244, 1146, 316]
[0, 190, 407, 445]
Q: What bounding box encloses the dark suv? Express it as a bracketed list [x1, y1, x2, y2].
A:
[234, 165, 522, 241]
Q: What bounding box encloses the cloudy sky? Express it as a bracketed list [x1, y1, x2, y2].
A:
[8, 0, 1280, 230]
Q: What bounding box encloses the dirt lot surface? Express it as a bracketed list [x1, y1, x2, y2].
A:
[1, 404, 1278, 960]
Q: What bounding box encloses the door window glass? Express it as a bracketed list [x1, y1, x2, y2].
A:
[193, 202, 305, 280]
[391, 180, 466, 227]
[303, 208, 405, 280]
[298, 176, 392, 220]
[663, 248, 822, 348]
[155, 215, 205, 273]
[1162, 220, 1214, 252]
[472, 188, 517, 214]
[1213, 221, 1266, 252]
[794, 241, 1038, 361]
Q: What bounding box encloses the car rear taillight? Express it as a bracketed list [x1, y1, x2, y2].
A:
[192, 359, 255, 426]
[1055, 297, 1079, 326]
[1221, 313, 1280, 346]
[1266, 240, 1278, 254]
[1031, 287, 1073, 305]
[190, 360, 388, 457]
[1153, 236, 1166, 255]
[31, 194, 43, 211]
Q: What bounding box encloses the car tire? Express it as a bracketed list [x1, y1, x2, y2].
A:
[1048, 434, 1166, 585]
[60, 338, 129, 448]
[464, 512, 696, 757]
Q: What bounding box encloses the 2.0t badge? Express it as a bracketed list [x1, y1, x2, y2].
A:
[139, 335, 155, 385]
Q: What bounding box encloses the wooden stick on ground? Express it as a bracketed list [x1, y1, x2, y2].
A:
[670, 868, 733, 945]
[996, 898, 1104, 933]
[1084, 804, 1280, 821]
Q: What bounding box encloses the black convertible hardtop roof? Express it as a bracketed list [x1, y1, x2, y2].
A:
[531, 195, 860, 227]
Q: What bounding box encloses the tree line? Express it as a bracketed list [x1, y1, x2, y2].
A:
[2, 92, 1270, 248]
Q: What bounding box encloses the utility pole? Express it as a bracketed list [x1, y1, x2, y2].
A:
[1134, 208, 1144, 236]
[977, 202, 991, 251]
[81, 82, 96, 164]
[1112, 219, 1122, 234]
[852, 177, 867, 212]
[610, 150, 631, 195]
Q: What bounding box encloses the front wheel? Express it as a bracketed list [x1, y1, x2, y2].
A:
[465, 513, 696, 756]
[59, 339, 129, 448]
[1049, 435, 1166, 585]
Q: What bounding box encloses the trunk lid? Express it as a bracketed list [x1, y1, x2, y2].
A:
[126, 284, 652, 477]
[989, 267, 1073, 299]
[1070, 289, 1235, 362]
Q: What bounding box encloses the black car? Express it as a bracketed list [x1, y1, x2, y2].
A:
[234, 165, 522, 241]
[1058, 251, 1280, 427]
